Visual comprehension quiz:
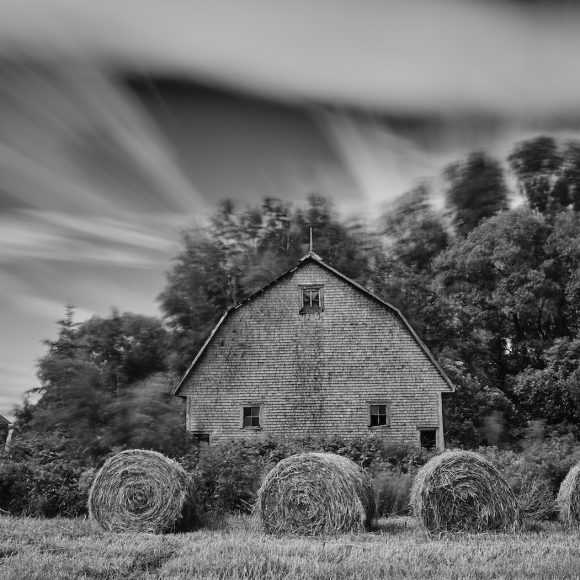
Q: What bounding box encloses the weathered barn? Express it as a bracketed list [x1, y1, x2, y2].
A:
[173, 253, 453, 450]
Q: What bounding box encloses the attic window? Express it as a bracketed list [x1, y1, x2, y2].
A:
[242, 406, 261, 428]
[300, 285, 323, 314]
[368, 402, 390, 427]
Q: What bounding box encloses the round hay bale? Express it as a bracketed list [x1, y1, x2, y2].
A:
[410, 450, 520, 533]
[255, 452, 375, 535]
[557, 463, 580, 526]
[88, 449, 196, 533]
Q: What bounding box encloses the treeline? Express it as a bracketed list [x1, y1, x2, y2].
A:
[9, 134, 580, 460]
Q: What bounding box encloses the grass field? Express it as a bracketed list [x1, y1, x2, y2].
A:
[1, 515, 580, 579]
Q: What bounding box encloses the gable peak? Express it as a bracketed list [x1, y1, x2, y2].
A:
[300, 250, 323, 262]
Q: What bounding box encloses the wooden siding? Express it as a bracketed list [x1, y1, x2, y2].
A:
[181, 261, 451, 448]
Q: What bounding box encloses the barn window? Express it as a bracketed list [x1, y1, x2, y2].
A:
[242, 406, 261, 428]
[368, 402, 390, 427]
[300, 285, 324, 314]
[192, 433, 210, 445]
[420, 429, 437, 450]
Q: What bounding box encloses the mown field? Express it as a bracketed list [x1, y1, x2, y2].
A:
[1, 515, 580, 579]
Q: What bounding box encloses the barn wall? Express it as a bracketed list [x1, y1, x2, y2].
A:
[182, 261, 451, 448]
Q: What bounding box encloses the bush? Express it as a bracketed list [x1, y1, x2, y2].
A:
[10, 431, 574, 521]
[0, 461, 34, 514]
[476, 433, 580, 521]
[179, 437, 434, 518]
[0, 434, 93, 517]
[374, 470, 415, 516]
[188, 441, 264, 514]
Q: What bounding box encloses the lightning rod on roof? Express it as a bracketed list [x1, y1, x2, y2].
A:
[309, 227, 313, 253]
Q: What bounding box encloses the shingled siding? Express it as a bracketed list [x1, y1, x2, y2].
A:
[181, 261, 451, 449]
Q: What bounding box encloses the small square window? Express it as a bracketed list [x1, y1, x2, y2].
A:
[242, 406, 261, 428]
[300, 285, 324, 314]
[368, 402, 390, 427]
[193, 433, 210, 445]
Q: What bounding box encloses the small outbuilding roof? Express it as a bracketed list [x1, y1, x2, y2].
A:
[172, 253, 454, 396]
[0, 415, 11, 426]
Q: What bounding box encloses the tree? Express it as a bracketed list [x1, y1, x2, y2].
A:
[159, 194, 374, 374]
[433, 204, 580, 424]
[31, 358, 109, 457]
[444, 151, 510, 237]
[102, 373, 187, 457]
[22, 305, 173, 458]
[442, 360, 523, 448]
[30, 306, 109, 456]
[508, 136, 564, 214]
[76, 310, 169, 393]
[158, 228, 231, 374]
[294, 194, 373, 281]
[380, 183, 448, 272]
[514, 338, 580, 436]
[507, 136, 580, 215]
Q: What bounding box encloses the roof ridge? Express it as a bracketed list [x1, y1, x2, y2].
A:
[172, 254, 454, 396]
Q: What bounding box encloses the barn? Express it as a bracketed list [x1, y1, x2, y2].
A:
[173, 252, 453, 450]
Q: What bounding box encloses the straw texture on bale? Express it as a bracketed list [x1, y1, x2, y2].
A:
[557, 463, 580, 526]
[255, 452, 375, 535]
[88, 449, 196, 533]
[410, 450, 520, 533]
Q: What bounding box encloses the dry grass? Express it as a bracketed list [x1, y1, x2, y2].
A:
[410, 450, 520, 533]
[255, 452, 375, 536]
[0, 515, 579, 579]
[88, 449, 196, 534]
[557, 463, 580, 526]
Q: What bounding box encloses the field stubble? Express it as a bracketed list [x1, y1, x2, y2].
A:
[1, 515, 580, 579]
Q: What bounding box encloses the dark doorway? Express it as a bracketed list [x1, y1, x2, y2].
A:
[420, 429, 437, 450]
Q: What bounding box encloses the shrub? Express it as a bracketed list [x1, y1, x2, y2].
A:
[0, 461, 34, 514]
[374, 470, 415, 516]
[189, 441, 264, 514]
[478, 434, 580, 521]
[0, 434, 93, 517]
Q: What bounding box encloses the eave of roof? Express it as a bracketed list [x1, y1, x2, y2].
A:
[172, 253, 454, 396]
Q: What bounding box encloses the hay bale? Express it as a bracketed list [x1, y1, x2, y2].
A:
[557, 464, 580, 526]
[410, 450, 520, 533]
[255, 452, 375, 535]
[88, 449, 196, 533]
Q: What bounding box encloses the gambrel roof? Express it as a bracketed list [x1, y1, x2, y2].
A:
[172, 253, 454, 396]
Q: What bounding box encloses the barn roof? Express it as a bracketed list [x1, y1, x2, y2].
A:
[0, 415, 11, 426]
[172, 253, 454, 396]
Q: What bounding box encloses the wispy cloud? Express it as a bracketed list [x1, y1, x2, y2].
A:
[0, 61, 205, 217]
[9, 295, 95, 322]
[0, 210, 178, 267]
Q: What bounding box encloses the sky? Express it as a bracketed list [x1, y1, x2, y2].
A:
[2, 0, 580, 418]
